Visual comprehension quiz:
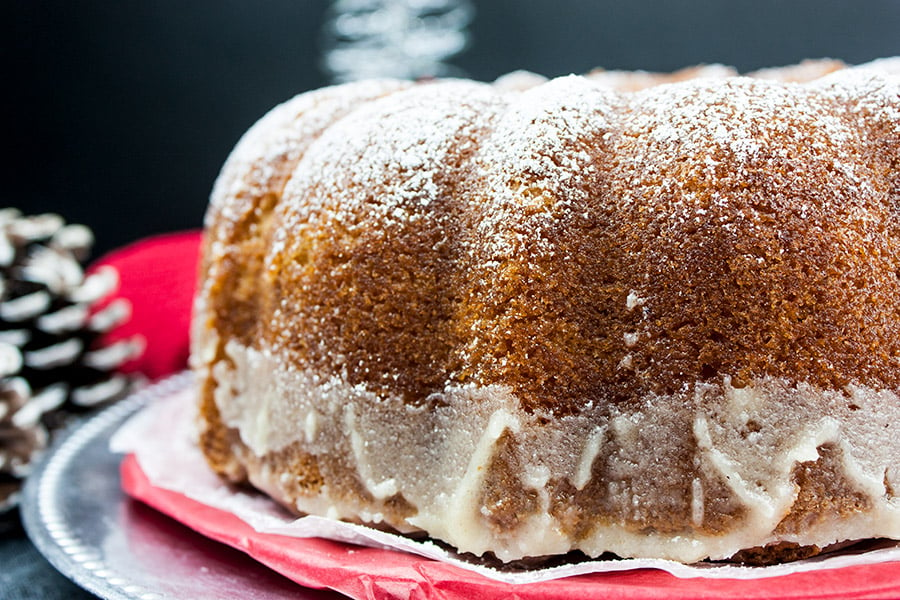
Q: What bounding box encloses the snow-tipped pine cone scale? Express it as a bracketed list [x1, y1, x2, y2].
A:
[0, 209, 143, 511]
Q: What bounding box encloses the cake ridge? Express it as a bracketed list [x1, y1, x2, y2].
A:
[267, 79, 506, 402]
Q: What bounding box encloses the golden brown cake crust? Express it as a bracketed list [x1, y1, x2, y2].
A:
[193, 60, 900, 563]
[251, 69, 900, 414]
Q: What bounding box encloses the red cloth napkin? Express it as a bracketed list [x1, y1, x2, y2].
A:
[93, 230, 202, 380]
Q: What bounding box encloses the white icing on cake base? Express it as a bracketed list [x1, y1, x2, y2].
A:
[202, 340, 900, 563]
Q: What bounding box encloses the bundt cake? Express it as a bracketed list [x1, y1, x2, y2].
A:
[191, 58, 900, 564]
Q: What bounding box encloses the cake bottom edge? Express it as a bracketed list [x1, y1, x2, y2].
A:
[197, 339, 900, 564]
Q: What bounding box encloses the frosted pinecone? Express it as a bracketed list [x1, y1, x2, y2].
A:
[0, 209, 143, 512]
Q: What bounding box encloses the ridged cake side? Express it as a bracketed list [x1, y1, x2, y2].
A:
[192, 60, 900, 562]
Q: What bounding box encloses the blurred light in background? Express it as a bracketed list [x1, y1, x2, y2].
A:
[322, 0, 474, 82]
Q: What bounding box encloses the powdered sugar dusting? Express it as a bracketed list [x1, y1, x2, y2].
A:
[471, 76, 618, 260]
[586, 63, 738, 91]
[747, 58, 846, 83]
[632, 77, 854, 161]
[203, 57, 899, 278]
[195, 79, 411, 349]
[273, 79, 504, 254]
[203, 57, 898, 241]
[814, 63, 900, 126]
[206, 79, 411, 234]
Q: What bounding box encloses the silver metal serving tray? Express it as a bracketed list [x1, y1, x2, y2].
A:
[21, 373, 340, 600]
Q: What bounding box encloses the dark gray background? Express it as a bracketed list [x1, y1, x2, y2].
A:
[5, 0, 900, 257]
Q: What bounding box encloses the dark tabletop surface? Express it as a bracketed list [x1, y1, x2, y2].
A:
[1, 515, 96, 600]
[2, 504, 340, 600]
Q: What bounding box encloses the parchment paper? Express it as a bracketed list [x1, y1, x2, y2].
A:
[110, 384, 900, 585]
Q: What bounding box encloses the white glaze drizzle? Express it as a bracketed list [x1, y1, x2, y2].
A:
[205, 340, 900, 563]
